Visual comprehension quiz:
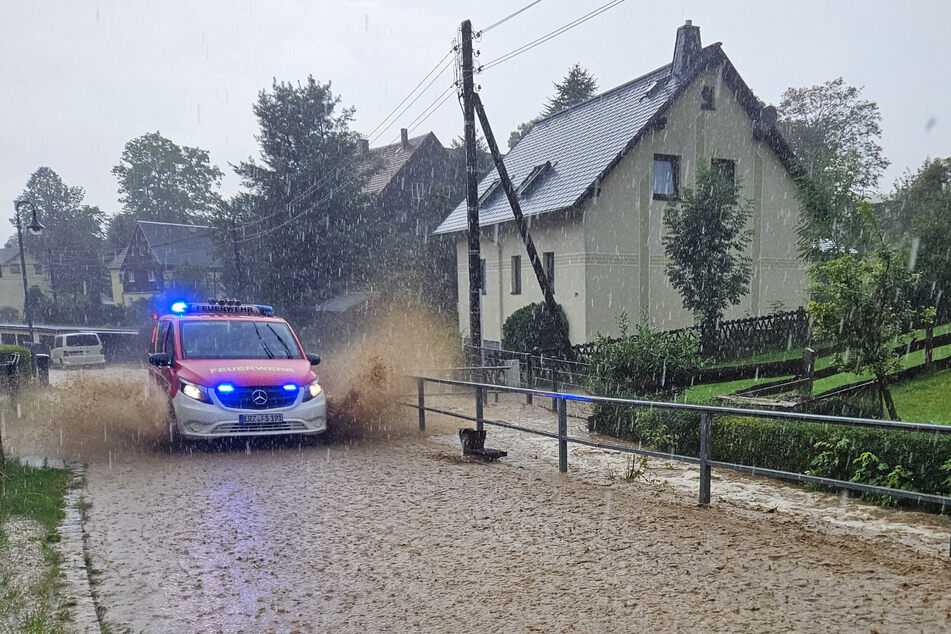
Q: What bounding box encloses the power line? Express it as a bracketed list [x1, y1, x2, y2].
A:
[480, 0, 625, 72]
[480, 0, 544, 34]
[364, 49, 454, 142]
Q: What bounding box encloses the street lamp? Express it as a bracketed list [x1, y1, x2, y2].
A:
[13, 200, 44, 344]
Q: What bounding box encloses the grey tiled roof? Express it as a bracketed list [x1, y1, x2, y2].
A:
[434, 48, 708, 234]
[359, 133, 432, 196]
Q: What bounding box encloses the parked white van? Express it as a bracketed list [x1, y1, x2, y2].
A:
[51, 332, 106, 368]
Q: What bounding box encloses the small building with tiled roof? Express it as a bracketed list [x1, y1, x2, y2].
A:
[108, 220, 222, 306]
[358, 128, 454, 222]
[435, 20, 808, 345]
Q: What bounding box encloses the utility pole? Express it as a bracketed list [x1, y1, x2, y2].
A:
[459, 19, 482, 366]
[473, 93, 573, 355]
[230, 213, 245, 298]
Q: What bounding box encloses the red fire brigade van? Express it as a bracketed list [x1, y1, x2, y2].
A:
[148, 300, 326, 439]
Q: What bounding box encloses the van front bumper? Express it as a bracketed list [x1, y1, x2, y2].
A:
[171, 390, 327, 439]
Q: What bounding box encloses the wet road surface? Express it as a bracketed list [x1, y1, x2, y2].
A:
[7, 367, 951, 632]
[82, 409, 951, 633]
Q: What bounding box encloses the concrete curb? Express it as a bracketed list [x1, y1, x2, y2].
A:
[56, 462, 102, 634]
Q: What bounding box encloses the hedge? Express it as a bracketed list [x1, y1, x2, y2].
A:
[591, 401, 951, 507]
[0, 344, 32, 389]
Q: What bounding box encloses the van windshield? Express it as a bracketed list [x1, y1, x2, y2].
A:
[66, 334, 100, 347]
[180, 320, 302, 360]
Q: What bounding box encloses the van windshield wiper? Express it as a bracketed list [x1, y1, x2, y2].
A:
[265, 324, 295, 359]
[252, 323, 275, 359]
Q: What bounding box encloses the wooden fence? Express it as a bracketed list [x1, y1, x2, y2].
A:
[558, 308, 810, 361]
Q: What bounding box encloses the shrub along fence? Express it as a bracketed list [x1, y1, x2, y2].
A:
[0, 345, 31, 395]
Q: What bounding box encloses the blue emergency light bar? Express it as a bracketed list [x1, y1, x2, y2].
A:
[167, 300, 275, 317]
[282, 383, 298, 392]
[217, 383, 236, 393]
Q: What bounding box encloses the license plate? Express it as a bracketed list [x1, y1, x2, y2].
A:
[239, 413, 284, 424]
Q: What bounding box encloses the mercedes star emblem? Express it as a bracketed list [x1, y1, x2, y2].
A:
[252, 389, 268, 406]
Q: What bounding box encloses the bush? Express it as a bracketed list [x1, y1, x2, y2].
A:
[593, 403, 951, 509]
[714, 414, 951, 504]
[0, 344, 32, 377]
[588, 315, 701, 396]
[593, 405, 702, 456]
[501, 302, 568, 353]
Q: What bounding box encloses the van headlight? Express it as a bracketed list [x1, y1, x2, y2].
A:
[303, 380, 323, 402]
[180, 380, 212, 404]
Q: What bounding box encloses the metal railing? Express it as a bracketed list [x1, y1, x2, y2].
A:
[410, 375, 951, 555]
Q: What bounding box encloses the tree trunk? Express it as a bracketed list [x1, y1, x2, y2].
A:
[699, 316, 718, 360]
[878, 374, 900, 421]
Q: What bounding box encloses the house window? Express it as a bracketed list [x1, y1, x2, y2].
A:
[543, 251, 555, 294]
[128, 270, 135, 283]
[33, 264, 42, 275]
[701, 85, 715, 110]
[480, 259, 486, 295]
[712, 158, 736, 188]
[653, 154, 680, 200]
[10, 264, 20, 275]
[148, 270, 156, 282]
[511, 255, 522, 295]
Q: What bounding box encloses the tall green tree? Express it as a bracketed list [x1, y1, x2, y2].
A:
[884, 157, 951, 319]
[807, 203, 924, 420]
[231, 76, 369, 320]
[542, 63, 598, 117]
[110, 131, 222, 249]
[15, 167, 107, 299]
[508, 63, 598, 149]
[663, 164, 753, 355]
[777, 78, 888, 261]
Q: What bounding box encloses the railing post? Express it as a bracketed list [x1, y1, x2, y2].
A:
[802, 347, 816, 395]
[551, 365, 559, 412]
[557, 397, 568, 473]
[925, 325, 934, 369]
[476, 386, 484, 432]
[699, 411, 712, 504]
[417, 377, 425, 431]
[525, 355, 534, 405]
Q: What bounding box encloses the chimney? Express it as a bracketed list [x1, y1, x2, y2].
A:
[400, 128, 410, 151]
[754, 105, 778, 139]
[357, 138, 369, 155]
[671, 19, 702, 81]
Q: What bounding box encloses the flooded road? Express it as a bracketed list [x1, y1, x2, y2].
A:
[5, 367, 951, 631]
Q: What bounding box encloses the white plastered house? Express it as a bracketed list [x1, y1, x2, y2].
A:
[435, 20, 808, 346]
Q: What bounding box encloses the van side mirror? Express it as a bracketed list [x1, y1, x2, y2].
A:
[306, 353, 321, 366]
[148, 352, 171, 367]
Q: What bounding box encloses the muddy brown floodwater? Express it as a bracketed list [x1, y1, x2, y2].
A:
[5, 365, 951, 632]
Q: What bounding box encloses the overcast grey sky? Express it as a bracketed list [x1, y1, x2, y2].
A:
[3, 0, 949, 247]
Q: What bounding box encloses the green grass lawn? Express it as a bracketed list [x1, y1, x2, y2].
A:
[812, 340, 951, 393]
[888, 369, 951, 424]
[713, 321, 951, 370]
[0, 461, 71, 533]
[0, 460, 71, 633]
[682, 375, 795, 404]
[686, 336, 951, 407]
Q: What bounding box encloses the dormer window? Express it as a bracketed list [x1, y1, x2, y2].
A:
[701, 85, 715, 110]
[479, 180, 501, 206]
[517, 161, 553, 199]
